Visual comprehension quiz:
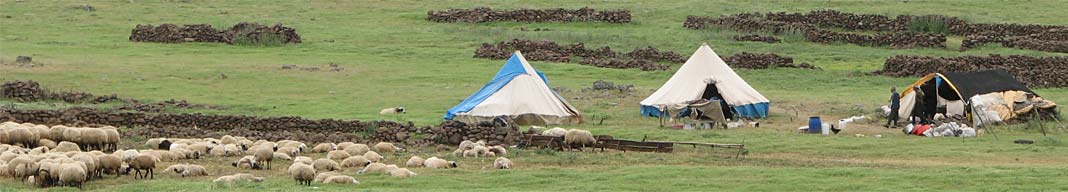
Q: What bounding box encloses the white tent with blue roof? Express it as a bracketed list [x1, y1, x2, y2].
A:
[444, 51, 583, 125]
[639, 44, 770, 119]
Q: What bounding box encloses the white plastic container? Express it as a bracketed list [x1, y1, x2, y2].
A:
[821, 123, 831, 135]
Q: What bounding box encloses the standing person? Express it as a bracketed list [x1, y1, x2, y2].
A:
[886, 87, 900, 128]
[911, 85, 927, 124]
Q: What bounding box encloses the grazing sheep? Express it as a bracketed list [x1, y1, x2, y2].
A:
[97, 154, 123, 177]
[145, 138, 163, 149]
[313, 171, 341, 183]
[252, 147, 273, 169]
[28, 146, 48, 155]
[53, 141, 81, 152]
[323, 175, 359, 184]
[128, 155, 156, 179]
[542, 127, 567, 137]
[387, 167, 417, 178]
[311, 143, 336, 153]
[71, 153, 99, 179]
[373, 142, 402, 153]
[462, 149, 479, 158]
[288, 163, 315, 186]
[489, 146, 508, 156]
[9, 127, 38, 148]
[379, 107, 406, 115]
[277, 146, 299, 157]
[343, 144, 370, 157]
[220, 135, 237, 145]
[340, 156, 371, 168]
[293, 156, 313, 165]
[564, 129, 596, 151]
[326, 150, 351, 160]
[485, 151, 496, 157]
[405, 156, 425, 167]
[458, 140, 477, 150]
[81, 128, 108, 151]
[180, 165, 208, 177]
[363, 151, 383, 162]
[312, 158, 340, 172]
[49, 125, 69, 142]
[423, 157, 458, 169]
[188, 142, 214, 155]
[119, 149, 140, 161]
[232, 156, 258, 169]
[102, 128, 120, 152]
[273, 152, 293, 161]
[494, 157, 512, 169]
[59, 163, 87, 188]
[356, 163, 388, 174]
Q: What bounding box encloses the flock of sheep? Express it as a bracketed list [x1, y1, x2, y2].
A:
[0, 121, 525, 189]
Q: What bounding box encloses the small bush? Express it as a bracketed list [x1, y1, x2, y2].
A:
[907, 16, 949, 34]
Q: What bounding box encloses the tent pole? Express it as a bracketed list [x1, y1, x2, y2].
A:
[1035, 107, 1047, 137]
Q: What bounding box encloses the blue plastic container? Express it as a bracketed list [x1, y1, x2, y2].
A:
[808, 116, 822, 133]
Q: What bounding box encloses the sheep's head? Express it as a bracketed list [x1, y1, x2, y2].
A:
[396, 107, 406, 114]
[230, 161, 238, 167]
[448, 161, 459, 168]
[250, 162, 262, 170]
[158, 140, 172, 150]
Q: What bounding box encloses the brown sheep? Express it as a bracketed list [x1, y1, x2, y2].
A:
[96, 154, 123, 177]
[128, 155, 156, 179]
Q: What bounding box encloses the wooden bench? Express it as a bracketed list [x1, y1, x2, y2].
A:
[520, 134, 564, 150]
[597, 139, 674, 153]
[665, 141, 748, 158]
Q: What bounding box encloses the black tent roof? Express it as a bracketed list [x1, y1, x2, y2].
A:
[942, 70, 1035, 99]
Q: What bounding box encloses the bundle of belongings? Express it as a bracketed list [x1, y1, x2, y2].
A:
[970, 90, 1058, 126]
[904, 121, 978, 138]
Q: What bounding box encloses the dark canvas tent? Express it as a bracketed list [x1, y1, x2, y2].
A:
[897, 70, 1056, 126]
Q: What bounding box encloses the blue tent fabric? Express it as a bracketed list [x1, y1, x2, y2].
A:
[733, 102, 769, 118]
[444, 54, 541, 120]
[642, 102, 769, 119]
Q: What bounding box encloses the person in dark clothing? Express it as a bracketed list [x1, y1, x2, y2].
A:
[886, 87, 900, 128]
[911, 86, 927, 124]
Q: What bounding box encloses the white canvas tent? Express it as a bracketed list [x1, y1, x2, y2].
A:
[639, 44, 770, 118]
[444, 51, 583, 125]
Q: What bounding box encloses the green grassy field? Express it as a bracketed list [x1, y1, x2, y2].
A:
[2, 0, 1067, 191]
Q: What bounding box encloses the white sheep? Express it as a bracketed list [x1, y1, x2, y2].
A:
[251, 147, 273, 169]
[288, 163, 315, 186]
[59, 163, 88, 188]
[213, 173, 264, 187]
[53, 141, 81, 152]
[180, 165, 209, 177]
[542, 127, 567, 137]
[165, 164, 189, 175]
[340, 156, 372, 168]
[564, 129, 596, 151]
[494, 157, 512, 169]
[312, 158, 340, 172]
[314, 171, 341, 183]
[387, 166, 417, 178]
[311, 143, 336, 153]
[356, 162, 388, 174]
[363, 151, 383, 162]
[232, 155, 258, 169]
[405, 156, 424, 167]
[336, 142, 356, 150]
[488, 146, 508, 156]
[423, 157, 458, 169]
[323, 175, 359, 184]
[38, 139, 57, 150]
[220, 135, 237, 145]
[373, 142, 403, 153]
[293, 156, 314, 165]
[379, 107, 406, 115]
[327, 150, 351, 160]
[96, 154, 123, 177]
[343, 144, 370, 157]
[273, 152, 293, 161]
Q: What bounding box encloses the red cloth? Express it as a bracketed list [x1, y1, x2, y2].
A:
[912, 124, 931, 136]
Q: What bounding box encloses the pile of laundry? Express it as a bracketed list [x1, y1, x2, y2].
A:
[904, 122, 978, 137]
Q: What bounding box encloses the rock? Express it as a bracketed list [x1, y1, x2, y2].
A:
[428, 7, 630, 23]
[16, 56, 31, 64]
